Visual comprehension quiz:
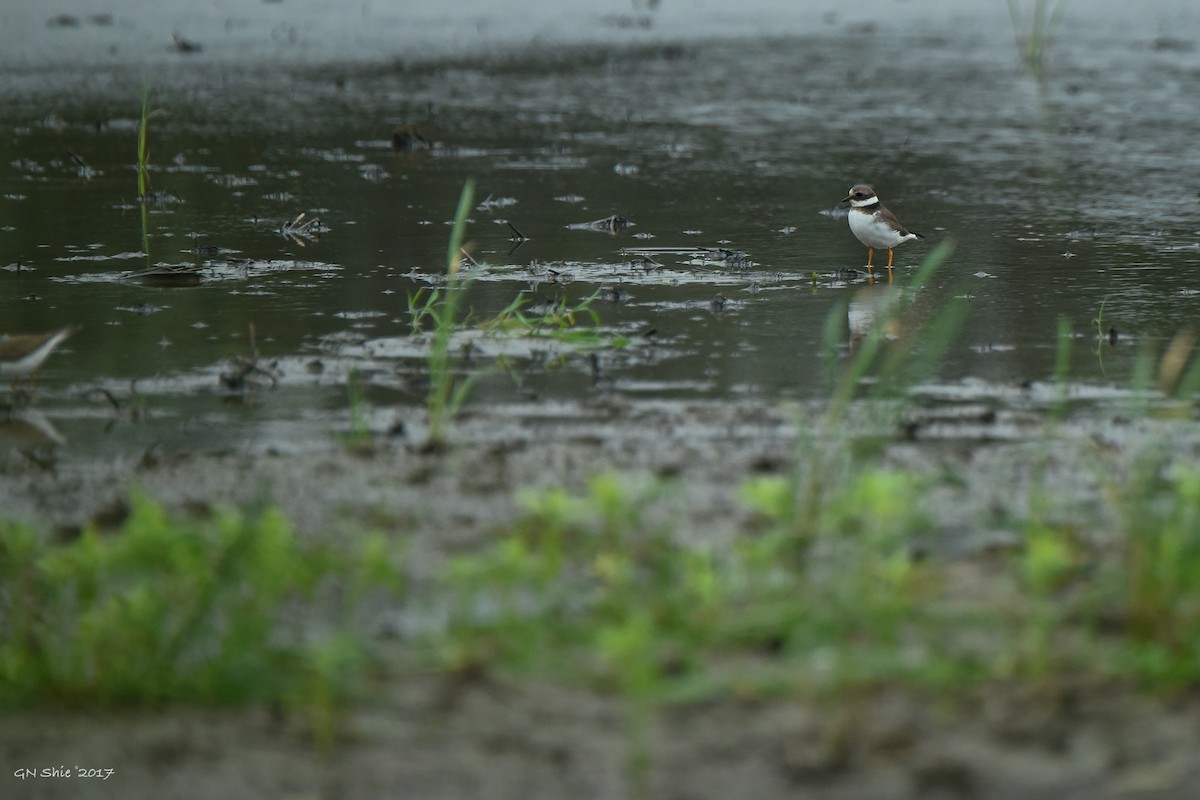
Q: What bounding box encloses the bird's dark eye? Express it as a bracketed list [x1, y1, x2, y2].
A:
[854, 192, 864, 199]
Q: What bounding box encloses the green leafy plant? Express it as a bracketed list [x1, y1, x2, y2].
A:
[136, 83, 151, 199]
[425, 179, 476, 447]
[439, 465, 939, 696]
[1119, 461, 1200, 671]
[405, 286, 441, 335]
[136, 82, 152, 257]
[416, 183, 625, 446]
[482, 291, 600, 335]
[0, 496, 401, 744]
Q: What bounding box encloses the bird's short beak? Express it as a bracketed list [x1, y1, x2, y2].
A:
[841, 194, 852, 204]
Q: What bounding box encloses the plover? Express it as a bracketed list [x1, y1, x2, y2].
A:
[843, 184, 923, 271]
[0, 326, 79, 390]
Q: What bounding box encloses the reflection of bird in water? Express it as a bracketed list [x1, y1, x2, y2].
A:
[843, 184, 924, 274]
[847, 283, 904, 353]
[1, 326, 79, 391]
[391, 123, 431, 151]
[0, 409, 67, 448]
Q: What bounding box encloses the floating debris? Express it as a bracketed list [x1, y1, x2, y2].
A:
[301, 147, 365, 164]
[220, 356, 281, 391]
[220, 324, 282, 392]
[359, 164, 390, 182]
[494, 156, 588, 171]
[139, 189, 185, 206]
[476, 194, 518, 211]
[567, 214, 634, 234]
[598, 286, 632, 305]
[280, 212, 326, 245]
[53, 251, 145, 265]
[391, 123, 431, 151]
[10, 158, 44, 174]
[683, 248, 754, 270]
[333, 310, 387, 320]
[627, 253, 662, 271]
[620, 246, 758, 272]
[130, 264, 204, 287]
[506, 221, 528, 242]
[187, 242, 237, 257]
[210, 174, 258, 188]
[65, 150, 96, 180]
[116, 303, 168, 315]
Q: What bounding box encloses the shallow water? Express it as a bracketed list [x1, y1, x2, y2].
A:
[2, 1, 1199, 456]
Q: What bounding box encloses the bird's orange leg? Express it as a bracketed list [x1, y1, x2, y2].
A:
[866, 247, 874, 274]
[887, 248, 895, 269]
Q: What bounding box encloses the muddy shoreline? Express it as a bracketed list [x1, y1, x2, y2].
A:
[9, 673, 1200, 800]
[7, 398, 1200, 799]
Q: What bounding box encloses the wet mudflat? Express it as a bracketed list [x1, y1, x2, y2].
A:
[4, 1, 1200, 799]
[2, 0, 1199, 456]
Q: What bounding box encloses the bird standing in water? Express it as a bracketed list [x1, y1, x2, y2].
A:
[0, 326, 79, 392]
[843, 184, 923, 273]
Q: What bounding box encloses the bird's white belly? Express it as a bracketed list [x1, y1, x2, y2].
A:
[849, 210, 907, 249]
[0, 351, 45, 376]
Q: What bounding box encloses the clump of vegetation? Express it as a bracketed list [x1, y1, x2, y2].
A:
[1115, 457, 1200, 687]
[433, 447, 1200, 703]
[436, 466, 947, 702]
[405, 180, 626, 448]
[0, 496, 400, 741]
